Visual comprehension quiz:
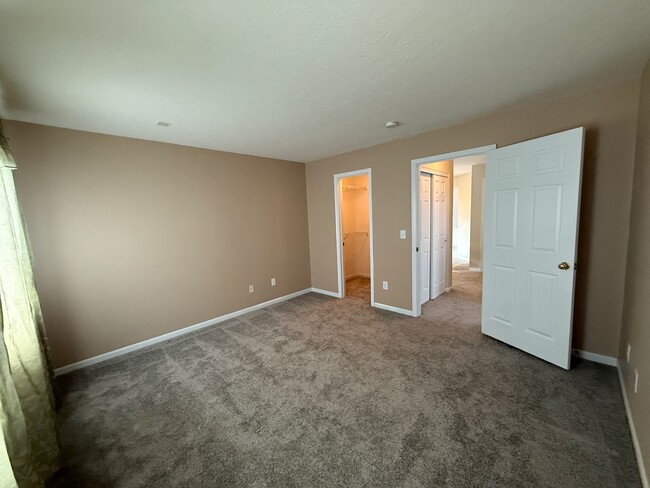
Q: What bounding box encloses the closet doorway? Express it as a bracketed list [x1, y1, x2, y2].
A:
[334, 169, 374, 305]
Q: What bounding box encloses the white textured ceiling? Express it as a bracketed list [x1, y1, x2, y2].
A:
[1, 1, 650, 162]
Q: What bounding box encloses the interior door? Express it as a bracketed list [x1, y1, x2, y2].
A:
[430, 174, 447, 299]
[482, 127, 584, 369]
[419, 173, 431, 304]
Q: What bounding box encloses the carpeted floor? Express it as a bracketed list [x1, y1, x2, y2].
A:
[49, 271, 641, 487]
[346, 276, 371, 302]
[452, 256, 469, 271]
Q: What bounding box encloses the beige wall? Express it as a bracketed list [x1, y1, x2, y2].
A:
[306, 80, 639, 356]
[341, 174, 370, 279]
[453, 172, 471, 261]
[5, 121, 311, 368]
[619, 59, 650, 480]
[469, 164, 485, 270]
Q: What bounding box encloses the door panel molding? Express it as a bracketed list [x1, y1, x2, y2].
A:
[482, 127, 585, 369]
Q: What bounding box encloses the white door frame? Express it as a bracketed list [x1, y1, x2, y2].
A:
[334, 168, 375, 306]
[410, 145, 496, 316]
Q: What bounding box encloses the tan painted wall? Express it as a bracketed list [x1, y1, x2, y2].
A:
[5, 121, 311, 368]
[341, 174, 370, 279]
[619, 59, 650, 479]
[306, 80, 639, 356]
[469, 164, 485, 270]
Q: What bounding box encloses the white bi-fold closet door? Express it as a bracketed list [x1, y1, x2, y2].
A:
[419, 172, 448, 305]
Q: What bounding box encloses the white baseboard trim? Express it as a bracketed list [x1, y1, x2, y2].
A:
[373, 302, 416, 317]
[345, 273, 371, 280]
[617, 365, 649, 488]
[572, 349, 619, 367]
[54, 288, 312, 376]
[445, 286, 453, 293]
[469, 267, 482, 272]
[310, 287, 341, 298]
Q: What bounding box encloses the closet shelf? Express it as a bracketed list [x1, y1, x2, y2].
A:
[343, 231, 369, 241]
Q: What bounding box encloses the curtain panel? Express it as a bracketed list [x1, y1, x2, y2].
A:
[0, 143, 59, 487]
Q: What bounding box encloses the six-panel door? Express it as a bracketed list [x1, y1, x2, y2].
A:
[482, 128, 585, 369]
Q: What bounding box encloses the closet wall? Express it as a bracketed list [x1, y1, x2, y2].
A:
[469, 164, 485, 270]
[341, 175, 370, 280]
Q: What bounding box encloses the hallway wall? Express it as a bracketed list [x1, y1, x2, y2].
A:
[452, 172, 471, 262]
[469, 164, 485, 270]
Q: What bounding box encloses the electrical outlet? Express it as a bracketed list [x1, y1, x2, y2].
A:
[249, 284, 254, 293]
[627, 343, 631, 362]
[400, 230, 406, 239]
[271, 278, 276, 286]
[634, 370, 639, 394]
[382, 281, 388, 290]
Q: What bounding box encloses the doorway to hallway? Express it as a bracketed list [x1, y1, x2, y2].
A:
[414, 150, 490, 309]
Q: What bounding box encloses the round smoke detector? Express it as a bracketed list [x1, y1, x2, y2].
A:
[385, 120, 400, 129]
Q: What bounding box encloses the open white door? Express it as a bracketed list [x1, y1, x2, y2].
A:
[482, 127, 584, 369]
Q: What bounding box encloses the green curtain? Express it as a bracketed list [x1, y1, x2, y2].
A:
[0, 143, 59, 487]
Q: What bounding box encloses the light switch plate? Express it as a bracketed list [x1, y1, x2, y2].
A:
[400, 230, 406, 239]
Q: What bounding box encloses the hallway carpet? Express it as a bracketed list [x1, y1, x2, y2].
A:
[49, 273, 641, 487]
[345, 276, 371, 302]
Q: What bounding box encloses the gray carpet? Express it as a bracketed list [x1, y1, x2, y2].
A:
[346, 276, 371, 302]
[49, 271, 641, 487]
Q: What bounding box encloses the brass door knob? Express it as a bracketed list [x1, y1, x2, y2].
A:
[558, 262, 570, 270]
